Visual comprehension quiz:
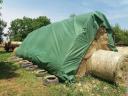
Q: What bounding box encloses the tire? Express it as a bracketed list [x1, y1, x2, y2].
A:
[8, 56, 23, 62]
[33, 65, 38, 69]
[15, 58, 23, 62]
[25, 65, 38, 71]
[25, 65, 35, 71]
[20, 62, 33, 68]
[35, 69, 47, 77]
[43, 75, 59, 86]
[22, 60, 29, 62]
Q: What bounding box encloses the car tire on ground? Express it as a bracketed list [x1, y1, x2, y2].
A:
[43, 75, 59, 85]
[20, 62, 33, 68]
[25, 65, 38, 71]
[35, 69, 47, 77]
[8, 56, 23, 62]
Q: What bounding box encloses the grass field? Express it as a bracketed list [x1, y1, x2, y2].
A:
[0, 48, 127, 96]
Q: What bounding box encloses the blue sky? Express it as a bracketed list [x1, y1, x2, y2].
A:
[1, 0, 128, 30]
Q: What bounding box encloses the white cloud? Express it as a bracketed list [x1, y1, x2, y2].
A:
[106, 7, 128, 20]
[2, 8, 42, 24]
[1, 6, 68, 26]
[107, 13, 128, 20]
[82, 0, 128, 20]
[95, 0, 128, 7]
[117, 0, 128, 6]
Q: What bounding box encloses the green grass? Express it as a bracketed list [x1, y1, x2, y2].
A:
[0, 48, 127, 96]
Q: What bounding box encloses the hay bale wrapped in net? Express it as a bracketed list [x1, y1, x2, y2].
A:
[117, 47, 128, 55]
[86, 50, 128, 84]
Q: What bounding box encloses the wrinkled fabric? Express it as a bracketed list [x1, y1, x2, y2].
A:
[16, 11, 117, 81]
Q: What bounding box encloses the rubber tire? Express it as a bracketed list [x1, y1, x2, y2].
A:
[8, 56, 23, 62]
[20, 62, 33, 68]
[43, 75, 59, 86]
[33, 65, 38, 69]
[35, 70, 47, 77]
[25, 64, 38, 71]
[25, 65, 35, 71]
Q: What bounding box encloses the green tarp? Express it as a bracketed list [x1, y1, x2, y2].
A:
[16, 11, 117, 81]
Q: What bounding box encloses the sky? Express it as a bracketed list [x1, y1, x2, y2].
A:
[1, 0, 128, 32]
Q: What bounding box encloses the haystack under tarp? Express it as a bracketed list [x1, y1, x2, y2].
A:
[16, 11, 117, 81]
[76, 26, 111, 77]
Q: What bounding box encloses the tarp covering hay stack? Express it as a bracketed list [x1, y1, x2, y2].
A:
[86, 50, 128, 84]
[77, 26, 111, 77]
[16, 11, 117, 81]
[76, 28, 128, 84]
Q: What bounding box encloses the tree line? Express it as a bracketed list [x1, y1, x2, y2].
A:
[9, 16, 51, 41]
[113, 24, 128, 46]
[1, 17, 128, 46]
[9, 19, 128, 46]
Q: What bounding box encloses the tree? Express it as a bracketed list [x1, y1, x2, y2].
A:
[113, 24, 128, 45]
[32, 16, 51, 30]
[0, 0, 7, 43]
[70, 14, 76, 18]
[0, 0, 2, 3]
[0, 19, 6, 34]
[0, 0, 2, 9]
[9, 17, 33, 41]
[10, 16, 51, 41]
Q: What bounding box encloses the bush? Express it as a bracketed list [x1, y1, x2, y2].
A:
[113, 24, 128, 46]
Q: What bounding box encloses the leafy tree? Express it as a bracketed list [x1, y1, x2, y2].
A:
[10, 16, 51, 41]
[113, 24, 128, 45]
[0, 19, 7, 34]
[9, 17, 33, 41]
[70, 14, 76, 18]
[0, 0, 7, 43]
[32, 16, 51, 30]
[0, 0, 2, 9]
[0, 0, 2, 3]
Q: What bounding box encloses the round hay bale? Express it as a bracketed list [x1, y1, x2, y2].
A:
[87, 50, 128, 84]
[11, 41, 22, 46]
[117, 47, 128, 55]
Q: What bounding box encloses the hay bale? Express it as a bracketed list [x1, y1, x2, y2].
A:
[87, 50, 128, 84]
[4, 41, 22, 52]
[11, 41, 22, 46]
[117, 47, 128, 55]
[76, 26, 110, 77]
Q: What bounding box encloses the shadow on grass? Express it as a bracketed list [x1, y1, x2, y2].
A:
[0, 50, 11, 54]
[88, 74, 117, 86]
[0, 61, 20, 79]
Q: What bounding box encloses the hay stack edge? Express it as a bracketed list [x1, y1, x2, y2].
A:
[15, 11, 127, 84]
[117, 47, 128, 55]
[86, 50, 128, 85]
